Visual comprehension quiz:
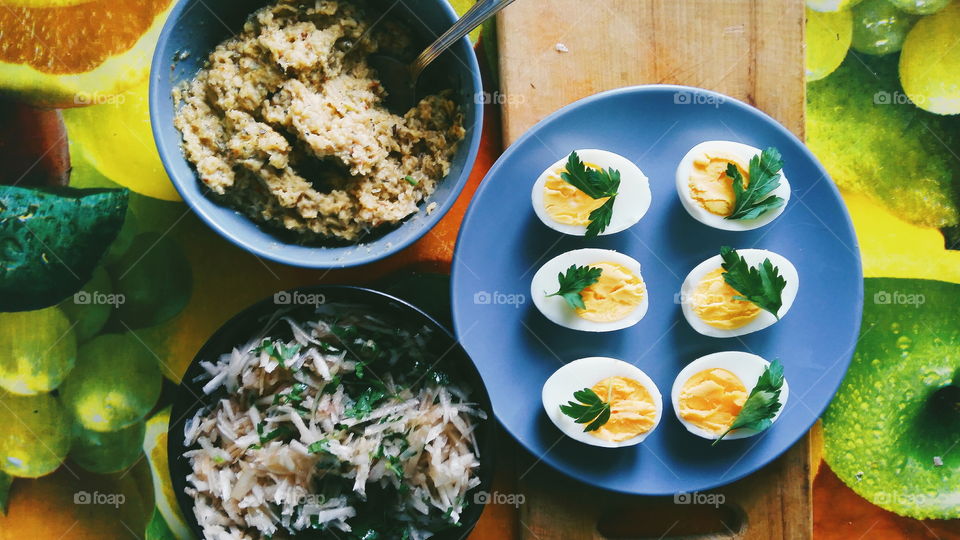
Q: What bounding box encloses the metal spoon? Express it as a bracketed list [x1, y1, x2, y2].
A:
[370, 0, 517, 114]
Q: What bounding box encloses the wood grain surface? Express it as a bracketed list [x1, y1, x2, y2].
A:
[493, 1, 809, 538]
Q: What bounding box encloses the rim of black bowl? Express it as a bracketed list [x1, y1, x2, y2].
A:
[168, 285, 495, 539]
[148, 0, 483, 269]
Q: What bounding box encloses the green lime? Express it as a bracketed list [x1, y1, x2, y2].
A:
[60, 334, 162, 432]
[0, 307, 76, 395]
[806, 7, 853, 81]
[70, 420, 146, 474]
[104, 207, 140, 266]
[824, 278, 960, 519]
[807, 0, 865, 11]
[807, 53, 960, 228]
[888, 0, 951, 14]
[0, 391, 71, 478]
[851, 0, 918, 55]
[59, 266, 113, 344]
[899, 1, 960, 115]
[109, 232, 192, 329]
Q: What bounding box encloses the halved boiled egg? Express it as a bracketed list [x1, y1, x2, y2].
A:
[532, 149, 651, 236]
[675, 141, 790, 231]
[671, 351, 789, 440]
[531, 248, 648, 332]
[542, 357, 663, 447]
[679, 248, 799, 338]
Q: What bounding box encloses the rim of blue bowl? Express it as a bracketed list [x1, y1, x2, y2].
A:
[148, 0, 483, 269]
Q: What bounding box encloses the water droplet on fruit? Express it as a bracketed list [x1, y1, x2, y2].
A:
[890, 322, 901, 334]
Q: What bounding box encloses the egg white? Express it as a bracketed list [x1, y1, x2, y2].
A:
[675, 141, 791, 231]
[679, 249, 799, 338]
[542, 357, 663, 448]
[671, 351, 789, 440]
[531, 149, 651, 236]
[531, 248, 648, 332]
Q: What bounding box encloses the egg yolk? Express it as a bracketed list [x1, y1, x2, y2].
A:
[543, 162, 609, 225]
[576, 262, 645, 323]
[678, 368, 748, 435]
[688, 151, 748, 216]
[589, 376, 658, 442]
[690, 268, 760, 329]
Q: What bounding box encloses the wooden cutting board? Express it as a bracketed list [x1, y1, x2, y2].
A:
[493, 1, 809, 538]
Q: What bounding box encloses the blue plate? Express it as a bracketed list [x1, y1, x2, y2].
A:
[450, 85, 863, 495]
[149, 0, 482, 269]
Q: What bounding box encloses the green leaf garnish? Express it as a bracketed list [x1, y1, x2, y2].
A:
[559, 151, 621, 237]
[726, 147, 786, 221]
[546, 264, 602, 310]
[713, 359, 785, 444]
[719, 246, 787, 318]
[308, 439, 331, 454]
[559, 388, 611, 432]
[344, 387, 387, 419]
[258, 424, 294, 444]
[254, 339, 301, 368]
[404, 175, 418, 185]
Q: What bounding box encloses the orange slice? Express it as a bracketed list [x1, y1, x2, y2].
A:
[0, 0, 175, 108]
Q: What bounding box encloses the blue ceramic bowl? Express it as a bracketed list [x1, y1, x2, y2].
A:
[149, 0, 482, 268]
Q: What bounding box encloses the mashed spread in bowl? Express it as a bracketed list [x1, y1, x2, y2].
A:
[677, 367, 748, 435]
[689, 267, 761, 329]
[688, 151, 748, 216]
[588, 375, 659, 443]
[542, 162, 609, 225]
[576, 262, 646, 323]
[173, 0, 465, 242]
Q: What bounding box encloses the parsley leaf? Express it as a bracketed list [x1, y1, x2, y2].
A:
[258, 424, 293, 444]
[344, 388, 386, 419]
[308, 439, 331, 454]
[719, 246, 787, 318]
[586, 198, 616, 238]
[546, 264, 602, 310]
[273, 382, 308, 406]
[559, 388, 612, 432]
[713, 359, 785, 444]
[559, 151, 621, 236]
[726, 147, 786, 221]
[254, 339, 301, 368]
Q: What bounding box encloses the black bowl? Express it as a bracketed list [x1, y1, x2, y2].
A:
[168, 286, 495, 539]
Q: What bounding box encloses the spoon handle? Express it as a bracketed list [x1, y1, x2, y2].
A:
[410, 0, 517, 81]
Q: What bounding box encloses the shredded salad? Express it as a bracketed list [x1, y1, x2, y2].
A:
[183, 304, 486, 539]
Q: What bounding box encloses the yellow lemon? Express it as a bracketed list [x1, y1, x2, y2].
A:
[64, 80, 181, 201]
[143, 407, 193, 540]
[806, 7, 853, 81]
[842, 190, 960, 284]
[899, 1, 960, 115]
